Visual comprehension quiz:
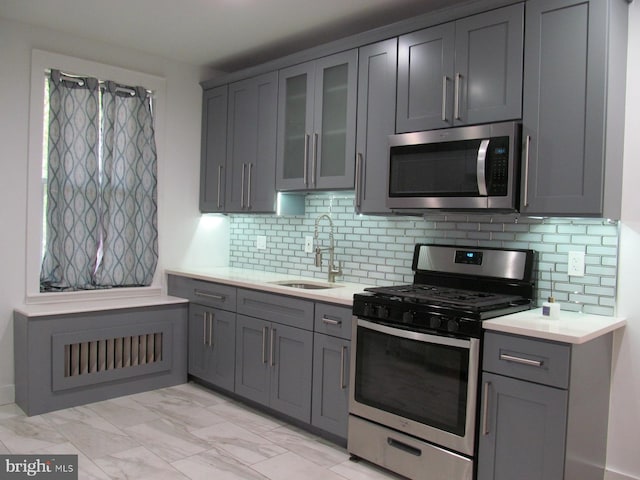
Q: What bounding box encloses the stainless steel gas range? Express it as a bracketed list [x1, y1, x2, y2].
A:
[348, 244, 535, 480]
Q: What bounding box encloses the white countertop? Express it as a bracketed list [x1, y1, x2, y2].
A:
[483, 308, 626, 344]
[166, 267, 375, 306]
[15, 294, 188, 317]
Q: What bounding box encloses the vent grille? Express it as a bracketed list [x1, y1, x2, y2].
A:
[64, 333, 163, 377]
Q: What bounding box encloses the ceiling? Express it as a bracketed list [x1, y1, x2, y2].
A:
[0, 0, 467, 72]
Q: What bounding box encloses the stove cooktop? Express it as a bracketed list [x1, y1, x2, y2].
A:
[364, 284, 526, 310]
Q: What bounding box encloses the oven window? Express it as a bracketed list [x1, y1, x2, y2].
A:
[354, 326, 469, 436]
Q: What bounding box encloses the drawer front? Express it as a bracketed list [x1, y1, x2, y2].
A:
[483, 332, 570, 389]
[314, 303, 353, 340]
[237, 288, 314, 330]
[167, 275, 236, 311]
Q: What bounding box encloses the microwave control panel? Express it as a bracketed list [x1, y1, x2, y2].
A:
[486, 136, 510, 195]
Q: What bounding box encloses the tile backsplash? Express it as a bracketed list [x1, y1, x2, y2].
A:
[229, 193, 619, 315]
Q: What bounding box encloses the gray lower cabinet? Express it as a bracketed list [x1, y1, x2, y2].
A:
[312, 333, 350, 439]
[235, 314, 313, 423]
[396, 3, 523, 132]
[188, 304, 235, 391]
[14, 304, 188, 416]
[520, 0, 627, 217]
[355, 38, 397, 215]
[478, 331, 613, 480]
[311, 303, 352, 440]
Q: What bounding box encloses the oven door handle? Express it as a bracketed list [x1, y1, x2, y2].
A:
[357, 318, 473, 349]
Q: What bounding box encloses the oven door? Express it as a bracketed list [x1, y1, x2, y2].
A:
[349, 318, 480, 456]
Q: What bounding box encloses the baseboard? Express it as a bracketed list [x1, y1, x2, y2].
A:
[0, 384, 15, 406]
[606, 469, 640, 480]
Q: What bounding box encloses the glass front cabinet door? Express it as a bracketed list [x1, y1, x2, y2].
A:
[276, 50, 357, 191]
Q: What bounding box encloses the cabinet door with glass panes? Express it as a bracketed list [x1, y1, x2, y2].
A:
[276, 49, 357, 191]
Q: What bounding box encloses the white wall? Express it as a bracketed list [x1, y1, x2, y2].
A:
[606, 2, 640, 479]
[0, 17, 229, 404]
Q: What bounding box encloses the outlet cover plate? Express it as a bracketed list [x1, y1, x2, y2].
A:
[257, 235, 267, 250]
[568, 251, 585, 276]
[304, 236, 314, 253]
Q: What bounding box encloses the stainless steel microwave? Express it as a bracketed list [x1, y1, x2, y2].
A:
[387, 121, 521, 211]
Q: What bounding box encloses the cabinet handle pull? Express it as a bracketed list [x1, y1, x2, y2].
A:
[270, 328, 276, 366]
[454, 73, 462, 121]
[203, 313, 208, 346]
[261, 326, 268, 364]
[322, 317, 341, 326]
[217, 165, 223, 209]
[340, 345, 347, 389]
[240, 163, 246, 209]
[523, 135, 531, 207]
[312, 133, 318, 187]
[499, 353, 543, 367]
[194, 290, 225, 301]
[355, 153, 363, 208]
[209, 312, 214, 347]
[246, 163, 253, 210]
[441, 76, 449, 122]
[303, 134, 310, 186]
[482, 381, 491, 435]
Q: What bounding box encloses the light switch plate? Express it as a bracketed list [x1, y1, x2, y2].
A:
[256, 235, 267, 250]
[568, 251, 585, 276]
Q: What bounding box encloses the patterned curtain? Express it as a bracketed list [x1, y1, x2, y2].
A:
[94, 82, 158, 286]
[40, 70, 100, 290]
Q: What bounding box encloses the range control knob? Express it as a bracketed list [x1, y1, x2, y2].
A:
[429, 316, 442, 329]
[362, 303, 374, 317]
[376, 306, 390, 320]
[447, 319, 459, 333]
[402, 311, 414, 323]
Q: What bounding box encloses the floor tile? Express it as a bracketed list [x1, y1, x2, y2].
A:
[56, 418, 140, 459]
[0, 404, 25, 421]
[124, 418, 210, 463]
[40, 441, 111, 480]
[206, 400, 285, 435]
[94, 445, 190, 480]
[191, 421, 287, 465]
[331, 457, 407, 480]
[172, 448, 271, 480]
[259, 424, 348, 468]
[86, 396, 161, 428]
[252, 451, 347, 480]
[0, 415, 68, 453]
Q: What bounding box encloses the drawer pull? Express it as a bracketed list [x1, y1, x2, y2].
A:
[500, 353, 543, 367]
[322, 317, 341, 326]
[387, 438, 422, 457]
[194, 289, 226, 301]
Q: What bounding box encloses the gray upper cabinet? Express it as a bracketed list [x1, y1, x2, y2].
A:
[276, 50, 358, 191]
[396, 3, 524, 133]
[199, 85, 227, 213]
[355, 39, 397, 215]
[520, 0, 627, 217]
[225, 72, 278, 213]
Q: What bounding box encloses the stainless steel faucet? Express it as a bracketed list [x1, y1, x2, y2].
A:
[314, 214, 342, 283]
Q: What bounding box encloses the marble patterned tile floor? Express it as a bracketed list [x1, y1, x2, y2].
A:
[0, 382, 404, 480]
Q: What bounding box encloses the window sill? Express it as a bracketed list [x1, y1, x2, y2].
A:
[25, 285, 163, 305]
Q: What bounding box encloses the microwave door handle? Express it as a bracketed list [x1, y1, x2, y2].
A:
[477, 139, 490, 196]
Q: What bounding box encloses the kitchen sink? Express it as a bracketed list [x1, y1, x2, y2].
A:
[269, 280, 341, 290]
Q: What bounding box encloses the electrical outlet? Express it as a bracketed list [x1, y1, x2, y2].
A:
[304, 236, 314, 253]
[568, 251, 585, 277]
[256, 235, 267, 250]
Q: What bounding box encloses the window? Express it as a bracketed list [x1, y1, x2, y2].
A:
[40, 70, 157, 292]
[27, 50, 166, 301]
